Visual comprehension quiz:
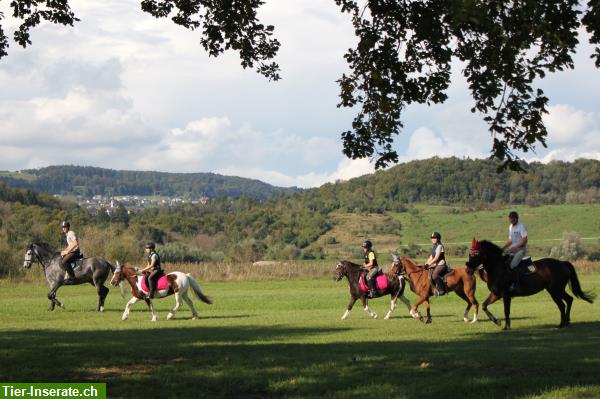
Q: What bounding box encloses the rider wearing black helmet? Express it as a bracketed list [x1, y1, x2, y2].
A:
[361, 240, 379, 298]
[426, 232, 447, 296]
[140, 242, 163, 299]
[60, 221, 80, 283]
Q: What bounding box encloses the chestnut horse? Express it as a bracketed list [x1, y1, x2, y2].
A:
[391, 254, 479, 324]
[334, 260, 411, 320]
[466, 239, 595, 330]
[110, 262, 212, 321]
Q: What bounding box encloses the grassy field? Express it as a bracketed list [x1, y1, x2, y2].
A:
[1, 271, 599, 399]
[316, 204, 600, 259]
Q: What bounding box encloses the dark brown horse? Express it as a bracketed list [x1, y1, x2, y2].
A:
[391, 254, 480, 324]
[466, 239, 595, 330]
[334, 260, 411, 320]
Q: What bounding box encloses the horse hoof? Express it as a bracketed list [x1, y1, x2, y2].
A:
[191, 316, 198, 320]
[470, 319, 478, 324]
[373, 314, 378, 319]
[463, 318, 469, 323]
[384, 316, 390, 320]
[60, 304, 65, 309]
[121, 317, 128, 321]
[167, 313, 174, 320]
[495, 320, 502, 326]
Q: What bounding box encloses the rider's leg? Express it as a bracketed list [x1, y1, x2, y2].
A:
[366, 267, 379, 297]
[509, 250, 525, 291]
[432, 264, 446, 295]
[148, 270, 158, 299]
[61, 252, 76, 281]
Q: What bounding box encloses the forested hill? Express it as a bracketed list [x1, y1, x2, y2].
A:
[302, 157, 600, 212]
[0, 165, 300, 199]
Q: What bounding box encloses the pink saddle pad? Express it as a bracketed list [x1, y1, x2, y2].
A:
[359, 273, 388, 292]
[140, 274, 169, 292]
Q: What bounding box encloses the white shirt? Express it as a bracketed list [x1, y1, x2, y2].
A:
[509, 222, 528, 250]
[66, 230, 79, 249]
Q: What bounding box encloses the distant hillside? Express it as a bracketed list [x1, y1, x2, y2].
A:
[0, 165, 300, 199]
[302, 157, 600, 212]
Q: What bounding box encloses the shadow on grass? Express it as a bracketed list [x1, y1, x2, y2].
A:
[1, 321, 599, 399]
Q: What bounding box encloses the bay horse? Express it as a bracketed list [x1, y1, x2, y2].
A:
[334, 260, 411, 320]
[391, 254, 479, 324]
[23, 242, 115, 311]
[466, 239, 595, 330]
[110, 263, 213, 321]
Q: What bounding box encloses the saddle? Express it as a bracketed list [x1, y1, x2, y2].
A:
[359, 269, 388, 293]
[140, 274, 170, 293]
[514, 257, 536, 275]
[428, 265, 453, 290]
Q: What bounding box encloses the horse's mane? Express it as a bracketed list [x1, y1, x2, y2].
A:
[478, 240, 504, 257]
[32, 242, 59, 256]
[341, 260, 362, 269]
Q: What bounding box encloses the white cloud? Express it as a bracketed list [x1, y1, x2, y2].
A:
[543, 104, 596, 144]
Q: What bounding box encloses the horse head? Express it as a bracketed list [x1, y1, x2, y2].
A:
[391, 254, 404, 275]
[110, 263, 124, 286]
[334, 260, 346, 281]
[23, 243, 36, 269]
[465, 238, 483, 270]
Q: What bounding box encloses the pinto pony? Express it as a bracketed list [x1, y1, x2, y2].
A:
[110, 263, 212, 322]
[466, 239, 595, 330]
[391, 254, 479, 324]
[334, 260, 411, 320]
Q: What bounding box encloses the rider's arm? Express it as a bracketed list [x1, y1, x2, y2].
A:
[140, 255, 157, 273]
[511, 236, 528, 252]
[364, 252, 376, 269]
[427, 247, 442, 266]
[61, 236, 78, 256]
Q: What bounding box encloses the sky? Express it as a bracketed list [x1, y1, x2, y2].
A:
[1, 1, 600, 188]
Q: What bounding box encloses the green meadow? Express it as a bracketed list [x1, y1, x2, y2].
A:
[1, 272, 599, 399]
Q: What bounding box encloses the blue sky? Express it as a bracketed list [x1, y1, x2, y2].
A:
[1, 0, 599, 188]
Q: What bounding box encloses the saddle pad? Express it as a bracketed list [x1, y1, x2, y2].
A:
[359, 274, 388, 292]
[140, 274, 169, 292]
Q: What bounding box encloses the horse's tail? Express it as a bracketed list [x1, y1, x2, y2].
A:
[187, 274, 213, 304]
[565, 261, 595, 303]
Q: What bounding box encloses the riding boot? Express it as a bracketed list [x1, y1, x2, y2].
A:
[435, 277, 446, 296]
[367, 278, 376, 298]
[509, 268, 521, 292]
[63, 263, 76, 284]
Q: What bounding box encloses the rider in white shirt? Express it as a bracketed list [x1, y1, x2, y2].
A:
[502, 211, 528, 291]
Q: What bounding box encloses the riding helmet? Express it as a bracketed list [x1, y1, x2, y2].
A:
[361, 240, 373, 249]
[431, 232, 441, 240]
[61, 221, 70, 228]
[145, 242, 156, 250]
[508, 211, 519, 219]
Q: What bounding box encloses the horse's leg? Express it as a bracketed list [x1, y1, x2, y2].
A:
[384, 292, 398, 320]
[182, 294, 199, 320]
[121, 296, 139, 321]
[549, 289, 568, 328]
[424, 300, 432, 324]
[341, 296, 358, 320]
[96, 284, 109, 312]
[399, 294, 411, 314]
[454, 289, 472, 323]
[502, 295, 512, 330]
[147, 299, 158, 322]
[362, 296, 378, 319]
[482, 292, 502, 326]
[563, 291, 574, 327]
[167, 292, 183, 320]
[410, 296, 426, 321]
[47, 284, 64, 311]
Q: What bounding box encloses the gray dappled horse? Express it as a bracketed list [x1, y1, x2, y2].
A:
[23, 242, 116, 311]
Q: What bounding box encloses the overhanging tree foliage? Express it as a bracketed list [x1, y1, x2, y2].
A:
[1, 0, 599, 170]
